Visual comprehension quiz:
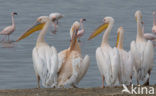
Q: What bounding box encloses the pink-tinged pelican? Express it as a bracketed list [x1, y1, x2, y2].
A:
[0, 12, 17, 41]
[130, 10, 154, 85]
[16, 13, 63, 88]
[116, 27, 134, 85]
[152, 11, 156, 34]
[88, 17, 120, 88]
[57, 21, 90, 88]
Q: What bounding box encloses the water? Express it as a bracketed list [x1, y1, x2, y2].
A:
[0, 0, 155, 89]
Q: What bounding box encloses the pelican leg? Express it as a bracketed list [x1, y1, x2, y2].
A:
[72, 84, 78, 88]
[102, 75, 105, 88]
[143, 70, 151, 86]
[37, 75, 40, 88]
[136, 72, 140, 85]
[137, 79, 139, 85]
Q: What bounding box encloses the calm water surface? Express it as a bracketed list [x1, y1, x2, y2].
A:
[0, 0, 156, 89]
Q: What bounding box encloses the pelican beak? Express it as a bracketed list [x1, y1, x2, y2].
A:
[116, 30, 120, 48]
[16, 21, 45, 42]
[88, 23, 109, 40]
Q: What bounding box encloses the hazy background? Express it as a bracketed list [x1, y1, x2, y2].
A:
[0, 0, 155, 89]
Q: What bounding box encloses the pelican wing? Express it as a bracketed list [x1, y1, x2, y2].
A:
[96, 47, 112, 85]
[120, 50, 134, 84]
[76, 55, 90, 83]
[64, 57, 81, 86]
[58, 50, 66, 72]
[125, 51, 134, 83]
[142, 40, 154, 77]
[110, 48, 121, 85]
[32, 46, 58, 87]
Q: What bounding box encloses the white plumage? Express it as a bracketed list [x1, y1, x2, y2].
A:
[131, 10, 154, 85]
[33, 45, 58, 87]
[116, 27, 134, 85]
[88, 17, 121, 87]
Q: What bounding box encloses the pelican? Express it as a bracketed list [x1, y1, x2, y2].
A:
[116, 27, 134, 85]
[130, 10, 154, 85]
[88, 17, 120, 87]
[0, 12, 17, 41]
[16, 13, 63, 88]
[57, 21, 90, 88]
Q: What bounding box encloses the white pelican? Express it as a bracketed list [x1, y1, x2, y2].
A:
[88, 17, 120, 87]
[0, 12, 17, 41]
[57, 21, 90, 88]
[116, 27, 134, 85]
[130, 10, 154, 85]
[16, 13, 63, 88]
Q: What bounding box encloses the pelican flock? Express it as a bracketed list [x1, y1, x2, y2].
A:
[9, 9, 155, 88]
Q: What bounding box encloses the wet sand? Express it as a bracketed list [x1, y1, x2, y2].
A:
[0, 86, 155, 96]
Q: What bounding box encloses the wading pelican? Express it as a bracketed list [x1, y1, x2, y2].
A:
[88, 17, 120, 87]
[57, 21, 90, 88]
[152, 11, 156, 34]
[130, 10, 154, 85]
[16, 13, 63, 88]
[116, 27, 134, 85]
[0, 12, 17, 41]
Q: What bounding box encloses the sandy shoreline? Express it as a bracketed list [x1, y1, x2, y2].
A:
[0, 85, 155, 96]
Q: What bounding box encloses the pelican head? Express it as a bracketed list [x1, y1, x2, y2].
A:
[73, 21, 80, 32]
[88, 16, 114, 40]
[135, 10, 142, 22]
[70, 21, 80, 38]
[37, 16, 49, 23]
[70, 21, 80, 50]
[16, 13, 63, 42]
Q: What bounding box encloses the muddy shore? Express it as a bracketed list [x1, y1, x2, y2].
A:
[0, 85, 155, 96]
